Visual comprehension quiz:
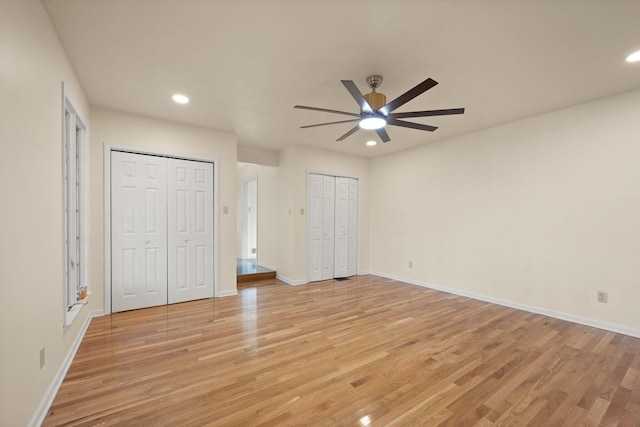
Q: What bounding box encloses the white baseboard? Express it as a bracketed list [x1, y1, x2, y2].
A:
[369, 271, 640, 339]
[29, 309, 104, 427]
[218, 290, 238, 297]
[277, 274, 307, 286]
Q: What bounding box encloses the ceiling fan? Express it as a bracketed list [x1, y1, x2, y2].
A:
[294, 75, 465, 143]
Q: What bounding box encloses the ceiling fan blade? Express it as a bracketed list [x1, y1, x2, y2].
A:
[336, 124, 361, 141]
[341, 80, 374, 113]
[387, 118, 438, 132]
[379, 78, 439, 115]
[376, 128, 390, 143]
[388, 108, 465, 119]
[300, 119, 361, 129]
[294, 105, 361, 117]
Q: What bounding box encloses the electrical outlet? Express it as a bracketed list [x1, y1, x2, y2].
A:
[597, 291, 608, 303]
[40, 347, 45, 369]
[408, 260, 413, 268]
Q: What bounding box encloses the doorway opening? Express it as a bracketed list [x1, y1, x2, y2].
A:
[236, 163, 277, 285]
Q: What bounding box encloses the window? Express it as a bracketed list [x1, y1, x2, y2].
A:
[62, 83, 88, 326]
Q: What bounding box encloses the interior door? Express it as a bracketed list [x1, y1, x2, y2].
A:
[347, 178, 358, 276]
[111, 151, 168, 312]
[334, 177, 349, 278]
[167, 158, 214, 304]
[308, 174, 324, 282]
[321, 176, 335, 280]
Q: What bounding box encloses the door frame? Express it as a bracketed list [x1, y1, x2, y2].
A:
[104, 144, 220, 315]
[305, 170, 361, 283]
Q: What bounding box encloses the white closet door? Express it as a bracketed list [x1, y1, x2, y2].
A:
[308, 174, 323, 282]
[111, 152, 168, 312]
[347, 178, 358, 276]
[321, 176, 335, 280]
[167, 159, 214, 304]
[334, 177, 349, 278]
[308, 174, 358, 282]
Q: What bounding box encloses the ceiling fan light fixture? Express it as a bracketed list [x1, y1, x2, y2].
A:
[359, 115, 386, 130]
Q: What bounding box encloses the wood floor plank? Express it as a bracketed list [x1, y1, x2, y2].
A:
[43, 275, 640, 426]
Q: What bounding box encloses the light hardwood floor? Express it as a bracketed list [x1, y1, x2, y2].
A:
[44, 275, 640, 426]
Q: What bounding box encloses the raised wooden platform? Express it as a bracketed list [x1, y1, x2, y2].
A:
[236, 259, 276, 284]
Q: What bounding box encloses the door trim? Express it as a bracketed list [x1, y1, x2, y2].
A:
[104, 144, 220, 315]
[305, 170, 360, 283]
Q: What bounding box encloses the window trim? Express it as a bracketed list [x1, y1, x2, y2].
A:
[62, 82, 90, 328]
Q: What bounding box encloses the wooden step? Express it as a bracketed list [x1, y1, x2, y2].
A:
[237, 270, 276, 284]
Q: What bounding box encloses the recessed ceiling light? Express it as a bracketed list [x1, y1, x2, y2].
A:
[626, 50, 640, 63]
[366, 140, 377, 147]
[172, 94, 189, 104]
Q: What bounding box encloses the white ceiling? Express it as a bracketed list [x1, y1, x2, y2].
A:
[43, 0, 640, 158]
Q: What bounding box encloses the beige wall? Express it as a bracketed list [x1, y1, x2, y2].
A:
[0, 1, 95, 425]
[277, 145, 371, 282]
[236, 163, 279, 269]
[370, 89, 640, 333]
[237, 145, 279, 166]
[276, 146, 298, 280]
[90, 107, 238, 300]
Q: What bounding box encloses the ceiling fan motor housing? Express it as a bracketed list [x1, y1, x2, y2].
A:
[363, 74, 386, 111]
[363, 91, 386, 112]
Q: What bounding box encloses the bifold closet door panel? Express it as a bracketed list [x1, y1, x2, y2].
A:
[347, 178, 358, 277]
[167, 158, 214, 304]
[308, 174, 324, 282]
[111, 152, 168, 312]
[321, 175, 335, 280]
[308, 173, 337, 282]
[334, 177, 349, 278]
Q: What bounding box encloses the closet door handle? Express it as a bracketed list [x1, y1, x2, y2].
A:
[184, 238, 189, 242]
[145, 239, 151, 244]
